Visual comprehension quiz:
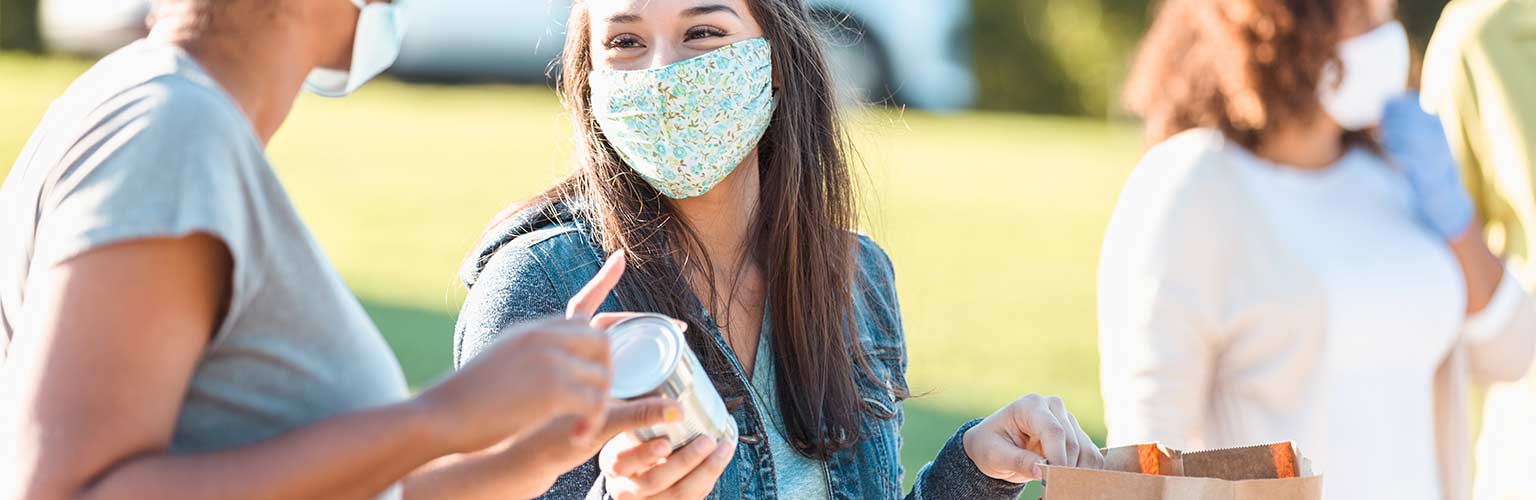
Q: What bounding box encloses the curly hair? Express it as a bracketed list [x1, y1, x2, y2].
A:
[1124, 0, 1364, 149]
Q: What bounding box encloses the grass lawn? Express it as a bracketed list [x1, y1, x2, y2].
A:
[0, 53, 1144, 495]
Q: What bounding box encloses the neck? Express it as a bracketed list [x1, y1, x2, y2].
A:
[147, 3, 313, 145]
[1253, 119, 1348, 171]
[670, 152, 762, 271]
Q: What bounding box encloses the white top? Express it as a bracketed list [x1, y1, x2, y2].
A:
[1229, 146, 1462, 499]
[1098, 129, 1536, 500]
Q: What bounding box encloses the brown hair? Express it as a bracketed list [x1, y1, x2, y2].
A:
[1124, 0, 1367, 149]
[515, 0, 893, 458]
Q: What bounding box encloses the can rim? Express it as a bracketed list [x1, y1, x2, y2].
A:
[607, 314, 685, 399]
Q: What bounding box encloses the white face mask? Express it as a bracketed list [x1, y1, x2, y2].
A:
[304, 0, 405, 98]
[1317, 21, 1410, 130]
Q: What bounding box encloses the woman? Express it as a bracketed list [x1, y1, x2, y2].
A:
[454, 0, 1103, 498]
[0, 0, 672, 498]
[1422, 1, 1536, 496]
[1098, 0, 1536, 498]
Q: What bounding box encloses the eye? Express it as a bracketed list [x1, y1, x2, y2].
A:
[684, 26, 728, 41]
[604, 34, 644, 50]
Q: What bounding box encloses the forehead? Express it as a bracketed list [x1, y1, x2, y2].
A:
[585, 0, 752, 20]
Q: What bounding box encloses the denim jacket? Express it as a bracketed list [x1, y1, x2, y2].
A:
[454, 202, 1023, 500]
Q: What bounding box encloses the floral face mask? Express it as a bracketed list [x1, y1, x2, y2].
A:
[589, 37, 776, 199]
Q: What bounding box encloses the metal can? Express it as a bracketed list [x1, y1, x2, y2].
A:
[608, 313, 738, 450]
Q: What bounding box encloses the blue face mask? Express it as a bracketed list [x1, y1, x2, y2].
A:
[589, 38, 776, 199]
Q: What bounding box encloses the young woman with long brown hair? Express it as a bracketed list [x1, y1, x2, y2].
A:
[1097, 0, 1536, 498]
[454, 0, 1103, 498]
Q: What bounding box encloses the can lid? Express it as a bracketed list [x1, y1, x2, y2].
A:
[608, 315, 684, 399]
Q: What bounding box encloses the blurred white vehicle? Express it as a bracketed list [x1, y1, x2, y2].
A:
[394, 0, 975, 110]
[39, 0, 975, 110]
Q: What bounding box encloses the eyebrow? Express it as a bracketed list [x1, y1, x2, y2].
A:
[607, 12, 642, 23]
[607, 3, 740, 23]
[682, 4, 740, 18]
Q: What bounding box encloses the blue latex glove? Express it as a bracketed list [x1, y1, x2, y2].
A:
[1381, 93, 1475, 240]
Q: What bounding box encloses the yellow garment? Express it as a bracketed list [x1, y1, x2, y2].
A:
[1423, 0, 1536, 275]
[1422, 1, 1536, 499]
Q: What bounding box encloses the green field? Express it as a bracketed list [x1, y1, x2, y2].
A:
[0, 54, 1143, 493]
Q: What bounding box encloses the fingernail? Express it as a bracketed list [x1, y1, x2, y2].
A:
[664, 407, 682, 423]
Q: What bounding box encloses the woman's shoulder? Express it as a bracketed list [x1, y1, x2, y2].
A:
[1116, 128, 1249, 221]
[1099, 128, 1255, 280]
[853, 233, 895, 282]
[1134, 128, 1240, 188]
[458, 200, 604, 293]
[454, 200, 608, 367]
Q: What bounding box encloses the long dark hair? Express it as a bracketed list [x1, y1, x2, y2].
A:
[505, 0, 890, 458]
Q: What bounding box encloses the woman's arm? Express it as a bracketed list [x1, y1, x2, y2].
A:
[1382, 95, 1513, 315]
[1451, 228, 1507, 314]
[2, 235, 443, 499]
[1095, 144, 1231, 449]
[1380, 96, 1536, 381]
[405, 251, 686, 500]
[906, 400, 1102, 500]
[403, 393, 678, 500]
[1, 235, 620, 500]
[452, 238, 614, 500]
[1449, 230, 1536, 384]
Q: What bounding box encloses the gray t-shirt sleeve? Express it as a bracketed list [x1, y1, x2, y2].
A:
[32, 76, 262, 299]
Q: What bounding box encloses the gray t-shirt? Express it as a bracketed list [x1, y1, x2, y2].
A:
[0, 40, 409, 474]
[749, 313, 831, 499]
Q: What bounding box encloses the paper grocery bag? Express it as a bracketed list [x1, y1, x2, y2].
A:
[1040, 442, 1322, 500]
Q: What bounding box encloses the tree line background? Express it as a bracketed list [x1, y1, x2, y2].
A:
[969, 0, 1452, 116]
[1, 0, 1454, 116]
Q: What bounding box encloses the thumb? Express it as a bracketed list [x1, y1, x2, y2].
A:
[1011, 447, 1050, 483]
[974, 431, 1049, 484]
[598, 398, 681, 440]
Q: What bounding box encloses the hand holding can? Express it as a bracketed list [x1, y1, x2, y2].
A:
[414, 319, 613, 454]
[416, 250, 636, 454]
[601, 431, 736, 500]
[598, 314, 739, 499]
